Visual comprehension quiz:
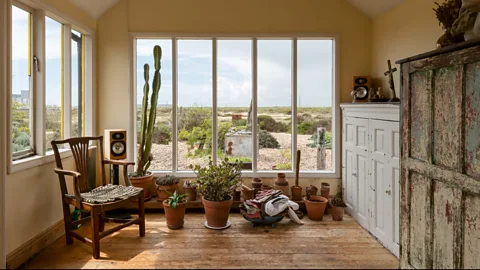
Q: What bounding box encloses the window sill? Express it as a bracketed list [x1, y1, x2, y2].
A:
[152, 170, 340, 179]
[9, 146, 97, 174]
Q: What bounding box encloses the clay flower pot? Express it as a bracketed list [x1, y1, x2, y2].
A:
[184, 186, 197, 202]
[274, 173, 290, 196]
[163, 200, 186, 229]
[202, 196, 233, 229]
[320, 182, 330, 199]
[156, 183, 178, 202]
[331, 205, 345, 221]
[304, 195, 328, 221]
[242, 189, 254, 200]
[130, 173, 154, 200]
[305, 185, 318, 200]
[291, 186, 303, 201]
[261, 184, 272, 190]
[252, 178, 263, 189]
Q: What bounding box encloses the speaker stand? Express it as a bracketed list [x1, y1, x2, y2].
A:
[105, 164, 132, 219]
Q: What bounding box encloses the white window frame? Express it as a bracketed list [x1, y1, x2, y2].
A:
[7, 0, 96, 174]
[129, 33, 340, 179]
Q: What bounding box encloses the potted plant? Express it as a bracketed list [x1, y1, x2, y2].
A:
[330, 196, 347, 221]
[156, 175, 180, 201]
[190, 158, 243, 229]
[162, 191, 187, 229]
[183, 180, 197, 201]
[304, 195, 328, 221]
[129, 45, 163, 200]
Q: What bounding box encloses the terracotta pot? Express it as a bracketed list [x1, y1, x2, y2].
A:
[275, 173, 287, 184]
[252, 178, 262, 189]
[291, 186, 303, 201]
[163, 200, 186, 229]
[305, 185, 318, 200]
[274, 173, 290, 195]
[130, 173, 154, 200]
[184, 186, 197, 202]
[261, 184, 272, 190]
[202, 196, 233, 228]
[321, 182, 330, 199]
[304, 195, 328, 221]
[331, 206, 345, 221]
[242, 189, 254, 200]
[156, 183, 178, 202]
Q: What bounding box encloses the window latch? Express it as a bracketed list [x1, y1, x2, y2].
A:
[33, 56, 40, 72]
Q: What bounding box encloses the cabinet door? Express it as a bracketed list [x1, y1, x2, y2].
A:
[343, 116, 369, 230]
[370, 119, 399, 256]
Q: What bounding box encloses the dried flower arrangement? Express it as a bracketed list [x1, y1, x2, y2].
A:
[433, 0, 463, 30]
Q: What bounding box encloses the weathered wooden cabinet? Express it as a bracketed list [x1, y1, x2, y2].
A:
[341, 104, 400, 257]
[398, 40, 480, 269]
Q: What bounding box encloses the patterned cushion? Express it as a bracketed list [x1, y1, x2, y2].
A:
[66, 184, 142, 204]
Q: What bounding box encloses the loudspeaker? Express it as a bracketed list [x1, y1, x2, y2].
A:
[104, 129, 127, 160]
[353, 76, 372, 100]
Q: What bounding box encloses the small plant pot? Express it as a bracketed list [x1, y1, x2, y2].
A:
[304, 195, 328, 221]
[184, 186, 197, 202]
[156, 183, 178, 202]
[251, 178, 262, 189]
[242, 189, 254, 200]
[305, 185, 318, 200]
[274, 173, 290, 195]
[261, 184, 272, 191]
[320, 182, 330, 199]
[163, 200, 187, 229]
[130, 173, 154, 200]
[202, 196, 233, 229]
[291, 186, 303, 201]
[331, 205, 345, 221]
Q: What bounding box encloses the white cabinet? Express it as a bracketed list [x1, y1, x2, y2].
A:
[341, 104, 400, 257]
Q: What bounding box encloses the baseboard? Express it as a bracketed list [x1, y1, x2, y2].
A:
[6, 220, 64, 269]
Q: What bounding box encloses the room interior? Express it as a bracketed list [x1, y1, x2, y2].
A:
[0, 0, 479, 269]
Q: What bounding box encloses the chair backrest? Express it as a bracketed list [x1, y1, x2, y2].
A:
[51, 136, 106, 193]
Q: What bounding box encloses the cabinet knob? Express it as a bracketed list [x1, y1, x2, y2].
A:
[385, 190, 392, 195]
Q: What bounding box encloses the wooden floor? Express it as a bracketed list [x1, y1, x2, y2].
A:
[22, 212, 398, 269]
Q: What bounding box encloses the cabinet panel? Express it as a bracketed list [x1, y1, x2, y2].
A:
[410, 71, 433, 162]
[356, 153, 369, 229]
[465, 62, 480, 180]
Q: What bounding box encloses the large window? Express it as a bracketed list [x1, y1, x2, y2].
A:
[11, 5, 33, 158]
[134, 36, 336, 175]
[9, 2, 94, 166]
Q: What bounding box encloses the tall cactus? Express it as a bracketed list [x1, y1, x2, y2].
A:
[136, 45, 162, 176]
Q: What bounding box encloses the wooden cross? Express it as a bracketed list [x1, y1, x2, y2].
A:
[384, 59, 400, 102]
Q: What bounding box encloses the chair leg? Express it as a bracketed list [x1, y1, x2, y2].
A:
[90, 207, 101, 259]
[99, 211, 105, 233]
[138, 191, 145, 237]
[61, 201, 73, 245]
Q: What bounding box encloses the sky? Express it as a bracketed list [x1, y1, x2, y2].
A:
[136, 38, 333, 108]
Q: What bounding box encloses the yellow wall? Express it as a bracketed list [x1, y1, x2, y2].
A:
[97, 0, 373, 134]
[4, 0, 96, 256]
[371, 0, 443, 94]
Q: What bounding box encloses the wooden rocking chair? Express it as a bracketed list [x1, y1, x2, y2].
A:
[51, 136, 145, 259]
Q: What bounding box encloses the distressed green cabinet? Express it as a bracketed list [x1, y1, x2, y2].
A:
[398, 40, 480, 269]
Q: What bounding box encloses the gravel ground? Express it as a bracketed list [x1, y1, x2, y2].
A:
[149, 133, 332, 171]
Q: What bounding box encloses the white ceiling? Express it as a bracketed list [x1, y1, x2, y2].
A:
[69, 0, 405, 20]
[68, 0, 120, 19]
[346, 0, 405, 18]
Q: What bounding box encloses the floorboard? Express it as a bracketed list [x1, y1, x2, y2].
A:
[22, 213, 398, 269]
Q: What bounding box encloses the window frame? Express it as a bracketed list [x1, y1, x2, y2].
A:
[129, 33, 340, 179]
[7, 0, 96, 174]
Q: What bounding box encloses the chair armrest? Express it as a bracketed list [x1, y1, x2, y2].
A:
[54, 168, 82, 208]
[104, 159, 135, 166]
[54, 168, 81, 178]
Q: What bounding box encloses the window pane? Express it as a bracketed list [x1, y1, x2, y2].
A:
[297, 40, 333, 171]
[136, 39, 173, 171]
[11, 6, 33, 155]
[217, 40, 252, 170]
[45, 17, 63, 150]
[257, 40, 292, 171]
[71, 30, 83, 137]
[177, 40, 212, 171]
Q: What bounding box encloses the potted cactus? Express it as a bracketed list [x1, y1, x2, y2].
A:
[190, 158, 243, 230]
[156, 175, 180, 201]
[129, 45, 162, 200]
[330, 195, 347, 221]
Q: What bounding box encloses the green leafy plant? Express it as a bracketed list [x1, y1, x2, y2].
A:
[164, 191, 186, 209]
[136, 45, 162, 176]
[275, 163, 292, 170]
[152, 124, 172, 145]
[258, 115, 288, 132]
[259, 130, 280, 149]
[307, 131, 332, 149]
[190, 157, 243, 201]
[330, 197, 347, 207]
[183, 180, 197, 188]
[156, 175, 180, 186]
